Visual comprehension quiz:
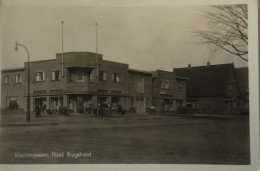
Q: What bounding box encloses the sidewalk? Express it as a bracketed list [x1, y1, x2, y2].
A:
[0, 122, 58, 127]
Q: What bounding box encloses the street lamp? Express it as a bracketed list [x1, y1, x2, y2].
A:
[15, 42, 30, 122]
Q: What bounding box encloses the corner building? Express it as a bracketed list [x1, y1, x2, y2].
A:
[1, 52, 187, 114]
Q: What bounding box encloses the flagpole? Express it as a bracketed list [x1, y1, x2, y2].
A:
[61, 21, 64, 78]
[96, 22, 99, 77]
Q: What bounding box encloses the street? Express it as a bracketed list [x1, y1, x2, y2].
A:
[0, 113, 250, 164]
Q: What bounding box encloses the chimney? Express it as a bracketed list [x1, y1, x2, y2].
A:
[206, 61, 210, 67]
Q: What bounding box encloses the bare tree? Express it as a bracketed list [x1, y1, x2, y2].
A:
[194, 5, 248, 61]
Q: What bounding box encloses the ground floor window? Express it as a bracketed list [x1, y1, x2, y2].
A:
[7, 97, 19, 109]
[50, 96, 63, 110]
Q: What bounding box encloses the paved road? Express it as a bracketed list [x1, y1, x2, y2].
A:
[0, 113, 250, 164]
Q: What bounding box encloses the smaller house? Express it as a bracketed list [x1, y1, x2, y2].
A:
[151, 70, 188, 113]
[128, 69, 153, 113]
[174, 62, 242, 114]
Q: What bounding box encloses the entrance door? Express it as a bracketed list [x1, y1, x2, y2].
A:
[34, 97, 46, 110]
[136, 96, 145, 113]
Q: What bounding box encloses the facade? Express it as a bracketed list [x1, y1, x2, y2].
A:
[1, 68, 25, 110]
[128, 69, 153, 113]
[174, 63, 244, 114]
[151, 70, 187, 112]
[1, 52, 185, 114]
[236, 67, 249, 114]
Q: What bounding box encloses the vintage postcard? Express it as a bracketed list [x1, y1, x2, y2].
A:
[0, 0, 259, 170]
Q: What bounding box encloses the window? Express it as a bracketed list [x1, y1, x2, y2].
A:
[161, 79, 164, 88]
[145, 77, 150, 85]
[99, 71, 107, 81]
[15, 74, 22, 83]
[164, 79, 170, 89]
[112, 73, 120, 83]
[161, 79, 170, 89]
[76, 71, 84, 81]
[179, 83, 185, 91]
[3, 75, 9, 84]
[7, 97, 19, 109]
[35, 72, 45, 81]
[51, 71, 61, 81]
[138, 77, 144, 83]
[88, 72, 93, 80]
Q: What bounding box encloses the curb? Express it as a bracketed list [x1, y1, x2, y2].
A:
[0, 122, 58, 127]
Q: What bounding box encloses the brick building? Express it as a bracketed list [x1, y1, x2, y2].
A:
[1, 67, 25, 110]
[174, 63, 244, 114]
[151, 70, 188, 112]
[236, 67, 249, 114]
[1, 52, 185, 114]
[128, 69, 153, 113]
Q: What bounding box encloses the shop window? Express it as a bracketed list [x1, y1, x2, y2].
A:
[35, 72, 45, 81]
[3, 75, 9, 84]
[7, 97, 19, 109]
[15, 74, 22, 83]
[51, 71, 61, 81]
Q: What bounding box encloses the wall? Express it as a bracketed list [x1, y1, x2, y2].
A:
[1, 69, 26, 110]
[128, 71, 153, 113]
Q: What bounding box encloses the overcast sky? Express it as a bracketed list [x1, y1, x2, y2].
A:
[1, 2, 248, 71]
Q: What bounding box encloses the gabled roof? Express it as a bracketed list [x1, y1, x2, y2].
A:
[174, 63, 234, 97]
[236, 67, 249, 97]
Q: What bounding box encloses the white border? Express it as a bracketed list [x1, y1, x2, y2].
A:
[0, 0, 259, 171]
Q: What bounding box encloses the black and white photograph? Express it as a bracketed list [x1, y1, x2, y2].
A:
[0, 0, 259, 170]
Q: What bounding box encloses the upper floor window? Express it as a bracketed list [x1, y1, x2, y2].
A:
[99, 71, 107, 81]
[113, 73, 120, 83]
[161, 79, 164, 88]
[76, 71, 84, 81]
[35, 72, 45, 82]
[164, 79, 170, 89]
[138, 77, 144, 83]
[179, 83, 185, 91]
[3, 75, 9, 84]
[15, 74, 22, 83]
[161, 79, 171, 89]
[51, 71, 61, 81]
[88, 72, 93, 81]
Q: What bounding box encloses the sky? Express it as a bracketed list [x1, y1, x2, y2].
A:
[1, 1, 249, 71]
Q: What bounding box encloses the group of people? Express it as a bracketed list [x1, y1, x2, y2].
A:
[83, 103, 126, 116]
[34, 103, 54, 118]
